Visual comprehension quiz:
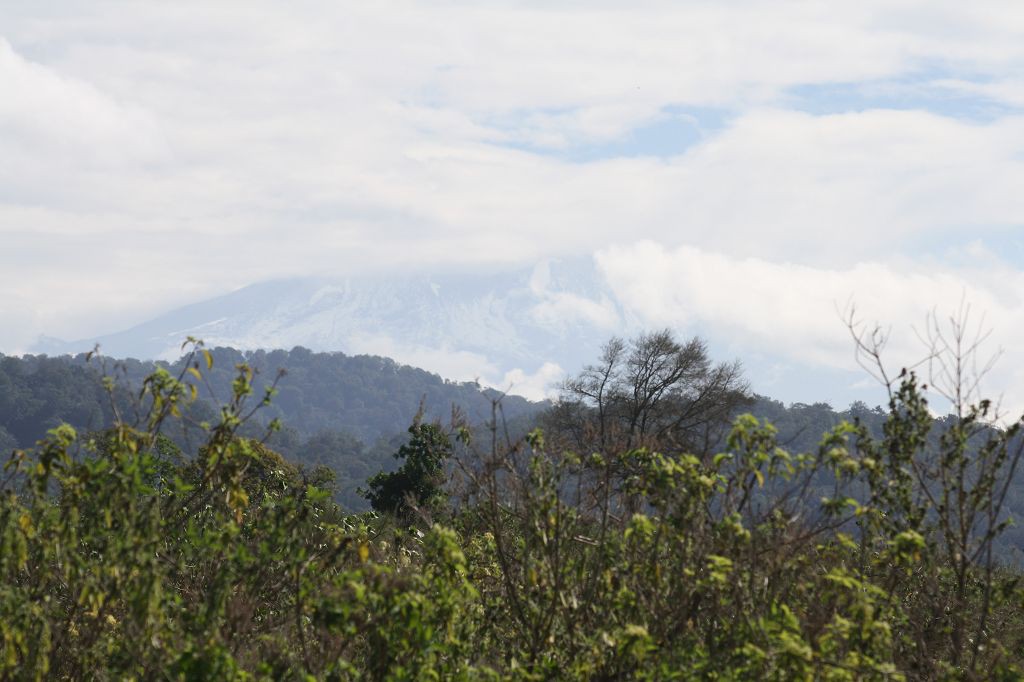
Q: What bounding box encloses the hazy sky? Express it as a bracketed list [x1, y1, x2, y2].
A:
[3, 2, 1024, 410]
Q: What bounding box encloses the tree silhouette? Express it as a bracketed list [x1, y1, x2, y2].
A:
[363, 419, 452, 520]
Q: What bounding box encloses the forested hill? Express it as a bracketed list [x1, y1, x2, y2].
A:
[0, 346, 944, 469]
[0, 346, 859, 458]
[0, 348, 869, 460]
[0, 347, 543, 448]
[5, 349, 1023, 553]
[0, 348, 546, 510]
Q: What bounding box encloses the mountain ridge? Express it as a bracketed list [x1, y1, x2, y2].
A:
[34, 260, 634, 400]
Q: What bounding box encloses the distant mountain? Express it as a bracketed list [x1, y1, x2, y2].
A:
[35, 260, 637, 400]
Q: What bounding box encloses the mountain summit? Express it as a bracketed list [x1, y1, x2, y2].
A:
[35, 260, 633, 400]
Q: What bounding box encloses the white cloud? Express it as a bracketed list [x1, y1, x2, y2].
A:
[344, 332, 500, 385]
[1, 1, 1024, 414]
[528, 292, 621, 331]
[933, 78, 1024, 108]
[500, 362, 565, 402]
[597, 241, 1024, 415]
[526, 261, 621, 331]
[345, 332, 562, 401]
[0, 38, 166, 168]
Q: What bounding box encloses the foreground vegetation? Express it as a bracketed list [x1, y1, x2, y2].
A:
[3, 325, 1024, 679]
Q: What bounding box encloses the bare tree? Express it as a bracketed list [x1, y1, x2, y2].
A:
[843, 300, 1024, 675]
[546, 330, 750, 458]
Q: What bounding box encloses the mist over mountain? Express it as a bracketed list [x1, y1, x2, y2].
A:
[34, 260, 637, 400]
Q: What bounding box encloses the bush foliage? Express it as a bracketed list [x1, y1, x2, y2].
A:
[2, 338, 1024, 680]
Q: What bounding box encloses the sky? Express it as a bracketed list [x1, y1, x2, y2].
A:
[2, 1, 1024, 413]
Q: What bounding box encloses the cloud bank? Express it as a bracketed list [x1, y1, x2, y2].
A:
[1, 2, 1022, 407]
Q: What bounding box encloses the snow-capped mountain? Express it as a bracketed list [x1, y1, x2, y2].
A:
[33, 260, 637, 400]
